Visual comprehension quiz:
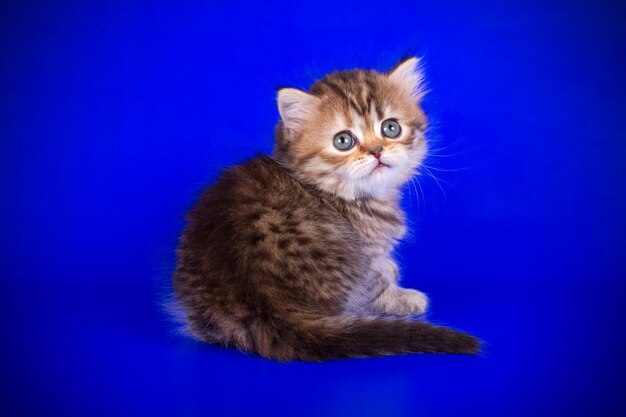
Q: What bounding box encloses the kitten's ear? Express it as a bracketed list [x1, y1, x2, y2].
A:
[277, 88, 319, 130]
[387, 57, 426, 100]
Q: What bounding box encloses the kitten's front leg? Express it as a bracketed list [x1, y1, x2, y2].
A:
[377, 257, 400, 282]
[370, 257, 429, 315]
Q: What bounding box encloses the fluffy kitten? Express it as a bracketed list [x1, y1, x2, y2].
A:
[172, 57, 479, 361]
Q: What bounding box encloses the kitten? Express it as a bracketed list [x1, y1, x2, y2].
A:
[172, 57, 480, 361]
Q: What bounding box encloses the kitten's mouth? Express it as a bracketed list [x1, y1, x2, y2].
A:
[371, 161, 390, 174]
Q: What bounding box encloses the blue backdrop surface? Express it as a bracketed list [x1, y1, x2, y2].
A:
[1, 1, 626, 416]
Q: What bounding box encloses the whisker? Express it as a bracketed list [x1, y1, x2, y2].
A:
[409, 178, 419, 213]
[412, 176, 425, 213]
[422, 166, 454, 187]
[424, 138, 466, 154]
[406, 179, 413, 208]
[425, 148, 474, 159]
[421, 163, 469, 173]
[420, 166, 447, 201]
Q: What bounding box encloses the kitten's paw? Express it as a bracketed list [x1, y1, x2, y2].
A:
[371, 286, 430, 315]
[400, 288, 429, 315]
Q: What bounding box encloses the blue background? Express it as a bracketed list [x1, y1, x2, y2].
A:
[2, 1, 625, 416]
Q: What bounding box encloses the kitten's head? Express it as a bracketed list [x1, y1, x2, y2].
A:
[274, 57, 428, 201]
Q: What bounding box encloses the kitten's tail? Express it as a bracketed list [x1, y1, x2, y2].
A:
[257, 315, 480, 361]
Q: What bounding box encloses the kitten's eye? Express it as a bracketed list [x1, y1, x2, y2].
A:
[381, 119, 402, 139]
[333, 131, 355, 151]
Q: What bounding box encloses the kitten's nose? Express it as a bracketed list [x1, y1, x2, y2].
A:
[368, 146, 383, 159]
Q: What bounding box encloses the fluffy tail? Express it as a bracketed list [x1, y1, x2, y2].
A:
[256, 315, 480, 362]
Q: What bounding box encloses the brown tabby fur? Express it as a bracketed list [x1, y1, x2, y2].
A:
[172, 58, 480, 361]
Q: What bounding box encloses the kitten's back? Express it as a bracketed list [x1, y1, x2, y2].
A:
[173, 155, 362, 350]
